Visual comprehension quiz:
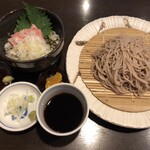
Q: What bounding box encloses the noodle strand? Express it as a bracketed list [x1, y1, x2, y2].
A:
[92, 35, 150, 96]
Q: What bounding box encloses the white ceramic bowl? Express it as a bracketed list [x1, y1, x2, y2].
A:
[37, 83, 89, 136]
[0, 82, 41, 132]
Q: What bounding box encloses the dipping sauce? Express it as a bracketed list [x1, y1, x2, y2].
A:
[44, 93, 84, 133]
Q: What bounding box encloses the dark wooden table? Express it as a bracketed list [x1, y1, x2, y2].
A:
[1, 0, 150, 150]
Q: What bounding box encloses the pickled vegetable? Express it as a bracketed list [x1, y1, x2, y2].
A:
[45, 72, 62, 89]
[2, 75, 14, 85]
[5, 94, 35, 121]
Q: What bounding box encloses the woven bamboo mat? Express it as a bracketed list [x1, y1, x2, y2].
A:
[79, 27, 150, 112]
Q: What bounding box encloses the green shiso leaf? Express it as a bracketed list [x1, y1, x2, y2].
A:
[14, 2, 52, 38]
[14, 14, 30, 32]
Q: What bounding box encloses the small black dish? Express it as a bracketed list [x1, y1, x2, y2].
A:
[0, 8, 65, 72]
[0, 61, 12, 90]
[37, 67, 68, 92]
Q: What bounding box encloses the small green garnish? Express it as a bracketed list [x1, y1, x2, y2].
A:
[26, 95, 35, 103]
[28, 110, 36, 122]
[15, 2, 52, 38]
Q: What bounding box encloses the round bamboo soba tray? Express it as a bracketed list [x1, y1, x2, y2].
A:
[79, 27, 150, 112]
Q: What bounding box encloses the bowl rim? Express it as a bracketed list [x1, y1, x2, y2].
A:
[0, 81, 41, 132]
[36, 83, 89, 136]
[0, 7, 65, 63]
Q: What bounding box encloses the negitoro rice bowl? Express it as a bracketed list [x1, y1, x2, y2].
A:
[0, 2, 64, 72]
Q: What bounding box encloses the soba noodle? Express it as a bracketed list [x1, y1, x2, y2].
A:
[92, 35, 150, 96]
